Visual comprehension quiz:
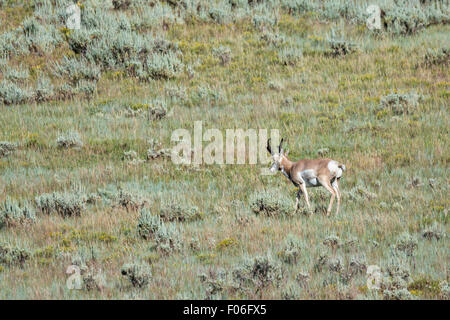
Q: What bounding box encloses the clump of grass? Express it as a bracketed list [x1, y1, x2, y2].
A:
[379, 92, 423, 115]
[323, 235, 341, 249]
[112, 0, 132, 10]
[277, 234, 304, 264]
[56, 131, 83, 149]
[0, 243, 30, 267]
[216, 238, 237, 251]
[0, 141, 17, 158]
[147, 139, 171, 159]
[422, 223, 445, 241]
[52, 56, 101, 85]
[121, 263, 152, 288]
[327, 29, 357, 57]
[0, 80, 31, 105]
[3, 65, 29, 83]
[249, 189, 293, 217]
[423, 47, 449, 67]
[199, 268, 228, 299]
[117, 189, 148, 211]
[144, 52, 184, 80]
[137, 209, 182, 254]
[232, 254, 283, 294]
[349, 256, 367, 276]
[281, 282, 301, 300]
[407, 276, 441, 297]
[34, 76, 54, 102]
[383, 288, 415, 300]
[159, 201, 201, 222]
[212, 45, 231, 66]
[278, 46, 303, 65]
[395, 232, 418, 256]
[346, 185, 377, 201]
[260, 31, 286, 47]
[35, 191, 87, 217]
[0, 197, 36, 229]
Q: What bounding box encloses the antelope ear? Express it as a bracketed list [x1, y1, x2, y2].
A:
[284, 149, 289, 156]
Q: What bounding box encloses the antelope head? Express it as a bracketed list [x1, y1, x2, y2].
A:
[267, 138, 288, 173]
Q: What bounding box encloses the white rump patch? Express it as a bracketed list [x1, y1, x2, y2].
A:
[328, 160, 343, 178]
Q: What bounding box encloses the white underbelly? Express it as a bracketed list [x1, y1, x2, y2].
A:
[298, 170, 320, 187]
[305, 178, 320, 187]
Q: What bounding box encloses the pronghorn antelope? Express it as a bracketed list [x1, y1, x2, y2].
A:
[267, 138, 346, 216]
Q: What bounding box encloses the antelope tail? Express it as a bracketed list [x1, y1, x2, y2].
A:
[338, 163, 346, 171]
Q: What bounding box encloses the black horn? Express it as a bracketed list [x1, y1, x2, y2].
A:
[267, 138, 273, 155]
[279, 138, 284, 153]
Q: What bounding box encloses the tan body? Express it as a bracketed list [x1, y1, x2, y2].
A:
[267, 139, 345, 215]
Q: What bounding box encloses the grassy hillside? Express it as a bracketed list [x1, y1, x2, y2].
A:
[0, 0, 448, 299]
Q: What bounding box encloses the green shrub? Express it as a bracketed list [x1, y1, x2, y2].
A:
[278, 46, 303, 65]
[423, 47, 449, 67]
[380, 92, 423, 115]
[0, 197, 36, 229]
[52, 56, 101, 85]
[327, 29, 357, 57]
[35, 191, 86, 217]
[395, 233, 418, 256]
[422, 223, 445, 241]
[213, 45, 232, 65]
[250, 189, 293, 217]
[232, 254, 283, 292]
[0, 243, 30, 267]
[0, 141, 17, 158]
[117, 189, 148, 211]
[3, 65, 29, 83]
[0, 80, 31, 105]
[112, 0, 132, 10]
[34, 76, 54, 102]
[121, 263, 152, 288]
[144, 52, 184, 80]
[278, 234, 304, 264]
[159, 201, 201, 222]
[56, 131, 83, 149]
[137, 209, 182, 254]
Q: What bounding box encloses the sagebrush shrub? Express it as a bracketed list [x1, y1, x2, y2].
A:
[199, 268, 228, 299]
[0, 141, 17, 158]
[0, 80, 31, 105]
[137, 209, 182, 254]
[423, 47, 449, 67]
[327, 33, 357, 57]
[52, 56, 101, 84]
[278, 46, 303, 65]
[147, 139, 171, 159]
[56, 131, 83, 149]
[112, 0, 132, 10]
[34, 76, 54, 102]
[0, 243, 30, 267]
[144, 52, 184, 80]
[159, 201, 201, 222]
[117, 189, 148, 211]
[213, 45, 232, 65]
[232, 254, 283, 292]
[35, 191, 86, 217]
[249, 189, 293, 217]
[380, 92, 423, 115]
[278, 234, 304, 264]
[422, 223, 445, 241]
[0, 197, 36, 229]
[395, 233, 418, 256]
[121, 263, 152, 288]
[3, 65, 29, 83]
